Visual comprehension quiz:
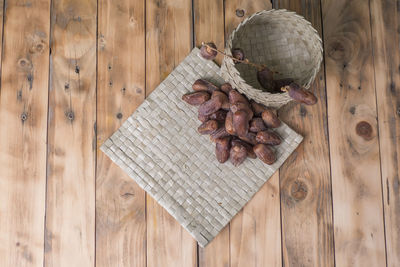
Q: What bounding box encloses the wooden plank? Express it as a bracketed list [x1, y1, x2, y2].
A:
[223, 2, 283, 267]
[275, 0, 335, 266]
[44, 0, 97, 266]
[0, 0, 50, 266]
[230, 179, 281, 267]
[96, 0, 146, 266]
[193, 0, 224, 65]
[321, 0, 387, 265]
[193, 0, 228, 266]
[370, 0, 400, 266]
[145, 1, 197, 266]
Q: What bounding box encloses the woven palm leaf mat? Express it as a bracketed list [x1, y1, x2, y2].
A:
[101, 48, 303, 247]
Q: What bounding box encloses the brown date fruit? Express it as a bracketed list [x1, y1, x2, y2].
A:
[231, 48, 245, 61]
[182, 91, 210, 106]
[220, 83, 233, 94]
[249, 118, 267, 132]
[210, 127, 230, 142]
[209, 110, 228, 122]
[198, 113, 210, 123]
[229, 89, 249, 105]
[198, 120, 219, 135]
[200, 42, 218, 60]
[230, 102, 253, 120]
[215, 136, 231, 163]
[192, 79, 219, 93]
[261, 109, 281, 128]
[230, 143, 248, 166]
[198, 97, 223, 116]
[212, 90, 230, 110]
[232, 139, 256, 159]
[250, 100, 267, 116]
[256, 130, 282, 145]
[238, 131, 257, 145]
[233, 110, 250, 136]
[225, 111, 236, 135]
[253, 144, 276, 165]
[273, 78, 294, 92]
[257, 67, 274, 91]
[283, 82, 317, 105]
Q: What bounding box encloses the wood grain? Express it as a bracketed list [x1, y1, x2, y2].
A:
[145, 1, 197, 266]
[276, 0, 335, 266]
[96, 0, 146, 266]
[230, 179, 281, 267]
[193, 1, 229, 266]
[322, 0, 387, 265]
[370, 0, 400, 266]
[44, 0, 97, 266]
[0, 1, 50, 266]
[223, 2, 283, 267]
[193, 0, 224, 64]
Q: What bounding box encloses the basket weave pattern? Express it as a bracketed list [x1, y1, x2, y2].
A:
[101, 48, 303, 247]
[221, 9, 323, 109]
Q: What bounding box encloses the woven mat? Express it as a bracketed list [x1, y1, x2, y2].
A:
[101, 48, 303, 247]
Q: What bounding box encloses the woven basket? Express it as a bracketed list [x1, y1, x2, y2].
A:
[220, 9, 323, 109]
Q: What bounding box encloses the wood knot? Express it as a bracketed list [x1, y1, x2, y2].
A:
[235, 9, 245, 17]
[299, 105, 307, 117]
[116, 112, 123, 119]
[21, 112, 28, 122]
[18, 58, 32, 69]
[65, 110, 74, 121]
[328, 42, 345, 60]
[356, 121, 373, 141]
[30, 41, 46, 54]
[64, 83, 70, 90]
[75, 66, 80, 74]
[290, 180, 308, 201]
[136, 88, 142, 94]
[120, 182, 135, 199]
[396, 106, 400, 117]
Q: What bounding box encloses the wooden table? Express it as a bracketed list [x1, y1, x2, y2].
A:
[0, 0, 398, 266]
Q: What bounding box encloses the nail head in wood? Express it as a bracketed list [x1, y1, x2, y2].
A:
[65, 111, 74, 121]
[21, 112, 28, 122]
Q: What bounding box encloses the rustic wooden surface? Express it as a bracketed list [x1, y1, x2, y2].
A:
[0, 0, 398, 266]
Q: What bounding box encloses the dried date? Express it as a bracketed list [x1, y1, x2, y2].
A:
[192, 79, 219, 93]
[249, 117, 267, 132]
[198, 120, 219, 135]
[182, 91, 211, 106]
[220, 83, 233, 94]
[256, 130, 282, 145]
[261, 109, 281, 128]
[233, 110, 250, 136]
[232, 139, 256, 159]
[230, 143, 247, 166]
[283, 82, 317, 105]
[253, 144, 276, 165]
[198, 97, 223, 116]
[225, 111, 236, 135]
[215, 136, 231, 163]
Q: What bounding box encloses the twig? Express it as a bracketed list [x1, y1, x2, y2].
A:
[202, 42, 266, 71]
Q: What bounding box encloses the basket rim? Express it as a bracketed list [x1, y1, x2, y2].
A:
[221, 9, 323, 108]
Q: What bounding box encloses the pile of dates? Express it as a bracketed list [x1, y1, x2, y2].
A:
[182, 79, 283, 166]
